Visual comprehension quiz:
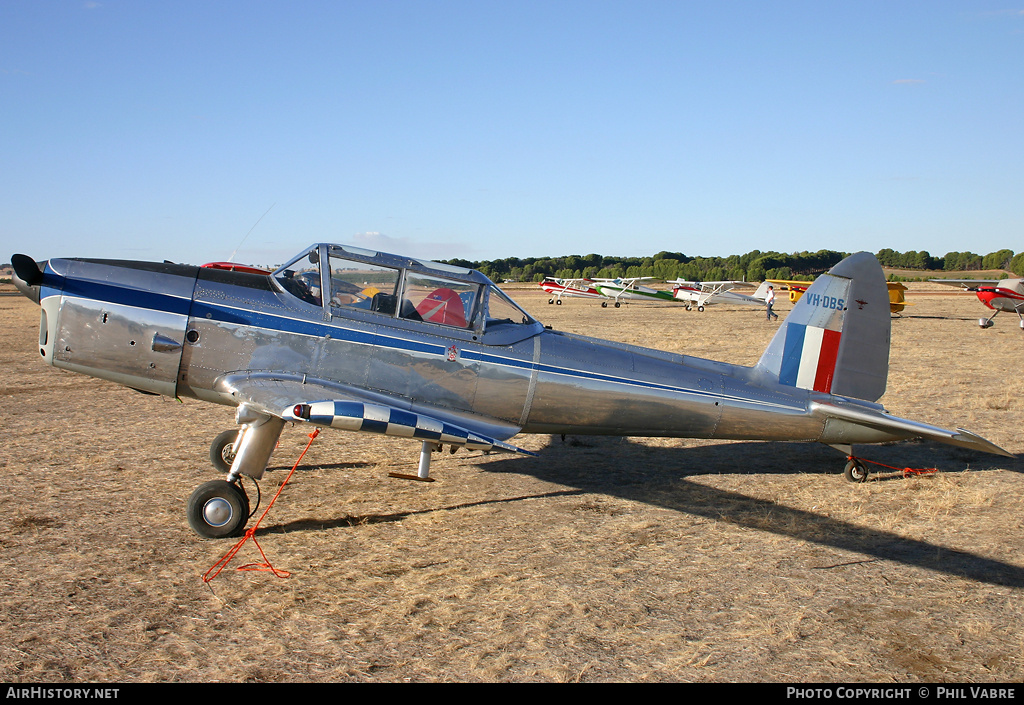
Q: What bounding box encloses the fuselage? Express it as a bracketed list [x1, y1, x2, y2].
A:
[18, 244, 903, 451]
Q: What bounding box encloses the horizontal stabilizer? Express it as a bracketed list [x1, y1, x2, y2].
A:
[812, 400, 1013, 458]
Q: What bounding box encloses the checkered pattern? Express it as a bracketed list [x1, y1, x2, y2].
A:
[287, 400, 529, 454]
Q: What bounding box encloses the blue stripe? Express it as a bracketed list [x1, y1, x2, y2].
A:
[62, 277, 193, 315]
[779, 323, 806, 387]
[194, 300, 444, 356]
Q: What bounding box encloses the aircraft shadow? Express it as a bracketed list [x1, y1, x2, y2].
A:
[474, 436, 1023, 588]
[253, 436, 1022, 589]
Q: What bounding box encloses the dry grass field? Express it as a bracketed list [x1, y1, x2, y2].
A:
[1, 281, 1022, 683]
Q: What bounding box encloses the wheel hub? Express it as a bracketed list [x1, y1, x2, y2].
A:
[203, 497, 234, 527]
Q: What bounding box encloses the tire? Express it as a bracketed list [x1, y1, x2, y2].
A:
[697, 305, 705, 312]
[187, 480, 250, 538]
[210, 429, 239, 473]
[614, 301, 621, 308]
[844, 459, 869, 483]
[555, 299, 562, 305]
[601, 301, 608, 308]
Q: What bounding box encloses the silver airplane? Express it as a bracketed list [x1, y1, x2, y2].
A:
[11, 244, 1012, 538]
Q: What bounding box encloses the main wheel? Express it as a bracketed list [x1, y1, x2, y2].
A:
[187, 480, 250, 538]
[210, 429, 240, 473]
[614, 301, 621, 308]
[844, 459, 869, 483]
[555, 298, 562, 305]
[601, 301, 608, 308]
[697, 305, 705, 312]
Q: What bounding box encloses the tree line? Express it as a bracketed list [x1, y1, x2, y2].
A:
[443, 248, 1024, 283]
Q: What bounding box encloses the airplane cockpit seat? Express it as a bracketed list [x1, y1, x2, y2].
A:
[415, 288, 468, 328]
[370, 292, 397, 315]
[280, 272, 322, 306]
[399, 298, 423, 322]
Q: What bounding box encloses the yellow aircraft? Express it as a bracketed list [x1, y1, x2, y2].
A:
[765, 279, 910, 314]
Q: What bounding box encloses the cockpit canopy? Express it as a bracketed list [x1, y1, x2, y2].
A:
[273, 243, 542, 344]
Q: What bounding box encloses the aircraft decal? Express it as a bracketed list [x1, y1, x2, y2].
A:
[779, 323, 842, 393]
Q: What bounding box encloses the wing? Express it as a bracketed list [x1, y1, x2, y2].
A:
[929, 279, 1002, 289]
[765, 279, 810, 291]
[216, 373, 536, 456]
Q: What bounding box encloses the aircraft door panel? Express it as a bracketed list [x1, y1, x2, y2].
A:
[364, 329, 479, 414]
[466, 338, 536, 424]
[312, 322, 373, 393]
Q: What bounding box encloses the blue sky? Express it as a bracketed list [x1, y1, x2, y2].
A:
[2, 1, 1022, 267]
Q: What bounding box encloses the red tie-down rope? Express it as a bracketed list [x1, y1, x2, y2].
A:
[203, 428, 321, 582]
[848, 455, 938, 478]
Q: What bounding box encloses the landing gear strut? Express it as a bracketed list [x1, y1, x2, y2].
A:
[187, 405, 285, 538]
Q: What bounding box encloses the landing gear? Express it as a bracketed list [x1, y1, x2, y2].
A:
[697, 305, 705, 312]
[548, 298, 554, 304]
[187, 408, 285, 538]
[601, 301, 608, 308]
[556, 298, 562, 305]
[844, 458, 869, 483]
[187, 480, 250, 538]
[210, 429, 240, 473]
[614, 301, 621, 308]
[979, 316, 995, 329]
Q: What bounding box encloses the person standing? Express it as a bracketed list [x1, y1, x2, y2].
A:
[765, 285, 779, 322]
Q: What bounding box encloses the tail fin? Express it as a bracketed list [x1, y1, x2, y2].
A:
[756, 252, 890, 402]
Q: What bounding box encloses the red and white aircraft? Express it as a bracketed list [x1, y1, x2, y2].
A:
[931, 277, 1024, 329]
[668, 279, 767, 311]
[538, 277, 606, 305]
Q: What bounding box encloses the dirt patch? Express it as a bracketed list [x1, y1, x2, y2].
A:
[1, 284, 1021, 682]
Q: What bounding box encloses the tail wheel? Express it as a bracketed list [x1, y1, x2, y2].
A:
[844, 459, 869, 483]
[187, 480, 250, 538]
[210, 429, 240, 473]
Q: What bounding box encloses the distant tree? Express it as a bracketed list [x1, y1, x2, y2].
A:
[1011, 253, 1024, 277]
[982, 249, 1014, 271]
